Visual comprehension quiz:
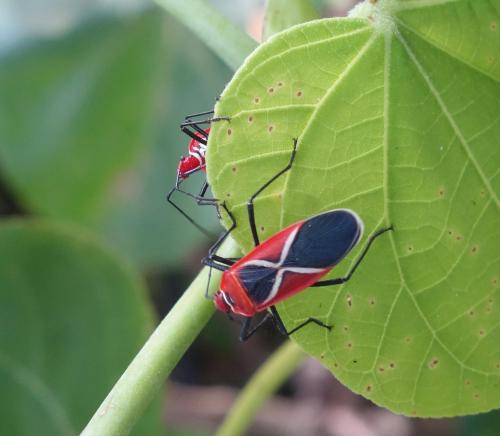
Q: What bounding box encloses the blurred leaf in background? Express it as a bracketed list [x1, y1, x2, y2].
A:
[0, 7, 232, 270]
[0, 220, 161, 435]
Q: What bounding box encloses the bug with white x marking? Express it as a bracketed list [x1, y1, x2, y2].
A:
[203, 138, 393, 341]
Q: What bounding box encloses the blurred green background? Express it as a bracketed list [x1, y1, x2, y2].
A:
[0, 0, 498, 435]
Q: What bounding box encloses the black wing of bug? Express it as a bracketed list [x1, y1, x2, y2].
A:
[282, 209, 363, 269]
[237, 265, 278, 304]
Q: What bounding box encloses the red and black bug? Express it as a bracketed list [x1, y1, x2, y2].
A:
[166, 110, 230, 236]
[203, 138, 393, 341]
[177, 127, 210, 180]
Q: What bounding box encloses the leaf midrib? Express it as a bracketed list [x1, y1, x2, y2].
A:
[395, 30, 500, 209]
[280, 31, 380, 228]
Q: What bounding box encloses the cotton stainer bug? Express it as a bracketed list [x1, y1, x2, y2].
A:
[202, 138, 393, 341]
[166, 110, 230, 236]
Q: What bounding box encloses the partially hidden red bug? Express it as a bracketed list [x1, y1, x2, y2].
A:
[177, 127, 210, 180]
[203, 138, 393, 341]
[166, 110, 230, 236]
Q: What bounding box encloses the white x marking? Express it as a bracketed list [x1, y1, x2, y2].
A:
[244, 227, 325, 304]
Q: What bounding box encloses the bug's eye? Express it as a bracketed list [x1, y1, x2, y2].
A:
[222, 292, 235, 308]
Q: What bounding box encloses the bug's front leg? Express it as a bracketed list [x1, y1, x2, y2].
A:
[238, 314, 274, 341]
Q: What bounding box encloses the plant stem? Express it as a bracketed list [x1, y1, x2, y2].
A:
[82, 238, 240, 436]
[216, 340, 307, 436]
[154, 0, 258, 71]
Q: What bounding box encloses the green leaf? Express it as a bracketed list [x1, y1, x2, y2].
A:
[0, 10, 231, 268]
[263, 0, 320, 41]
[207, 0, 500, 417]
[0, 220, 161, 435]
[154, 0, 258, 70]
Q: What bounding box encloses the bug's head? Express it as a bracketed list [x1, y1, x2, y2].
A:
[214, 290, 235, 313]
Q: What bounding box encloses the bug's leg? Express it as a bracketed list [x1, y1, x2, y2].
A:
[180, 125, 208, 143]
[166, 186, 215, 238]
[173, 183, 218, 206]
[239, 313, 274, 341]
[312, 226, 394, 287]
[181, 116, 231, 128]
[202, 204, 237, 299]
[181, 110, 231, 133]
[198, 181, 209, 199]
[183, 110, 215, 119]
[246, 138, 299, 247]
[180, 111, 229, 144]
[203, 257, 231, 299]
[201, 202, 237, 267]
[269, 306, 331, 336]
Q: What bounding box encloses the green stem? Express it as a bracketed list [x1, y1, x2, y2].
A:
[82, 238, 240, 436]
[154, 0, 258, 71]
[216, 340, 307, 436]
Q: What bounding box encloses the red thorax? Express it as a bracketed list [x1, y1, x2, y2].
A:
[177, 128, 210, 180]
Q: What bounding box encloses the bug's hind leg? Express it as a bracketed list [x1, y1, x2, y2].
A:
[312, 226, 394, 287]
[269, 306, 331, 336]
[246, 138, 299, 247]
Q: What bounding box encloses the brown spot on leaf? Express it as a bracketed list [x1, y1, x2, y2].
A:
[346, 294, 352, 307]
[296, 90, 303, 97]
[429, 357, 439, 369]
